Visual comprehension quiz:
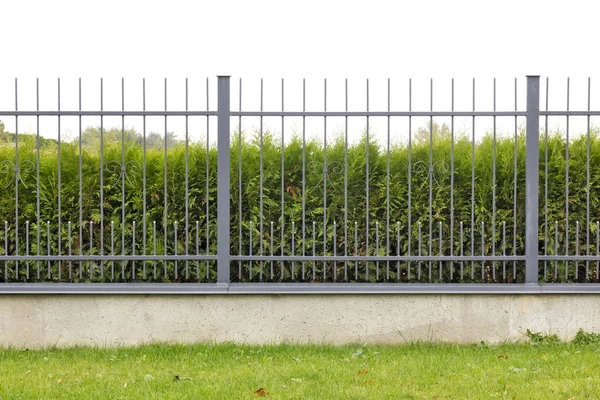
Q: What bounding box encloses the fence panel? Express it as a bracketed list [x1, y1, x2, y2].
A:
[1, 75, 600, 290]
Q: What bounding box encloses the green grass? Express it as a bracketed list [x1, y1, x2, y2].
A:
[1, 341, 599, 399]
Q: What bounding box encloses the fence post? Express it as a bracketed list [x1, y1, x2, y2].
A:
[217, 76, 231, 284]
[525, 75, 540, 284]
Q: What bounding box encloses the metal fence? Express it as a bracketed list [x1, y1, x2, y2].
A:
[0, 75, 599, 293]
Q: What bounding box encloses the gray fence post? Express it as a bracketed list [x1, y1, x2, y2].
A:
[217, 76, 231, 284]
[525, 75, 540, 283]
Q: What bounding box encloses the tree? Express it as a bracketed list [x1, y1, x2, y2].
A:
[414, 121, 453, 145]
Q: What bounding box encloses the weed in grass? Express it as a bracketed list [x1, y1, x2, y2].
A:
[572, 329, 600, 345]
[526, 329, 560, 344]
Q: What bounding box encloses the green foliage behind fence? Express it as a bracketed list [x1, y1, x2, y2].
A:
[0, 124, 599, 283]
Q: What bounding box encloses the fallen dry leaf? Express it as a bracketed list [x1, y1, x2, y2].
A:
[255, 387, 269, 396]
[358, 369, 369, 375]
[364, 379, 374, 385]
[498, 355, 508, 360]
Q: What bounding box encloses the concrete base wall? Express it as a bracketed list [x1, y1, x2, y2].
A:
[1, 295, 599, 348]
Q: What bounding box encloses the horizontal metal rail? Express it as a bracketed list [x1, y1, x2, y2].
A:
[1, 282, 600, 294]
[0, 110, 598, 117]
[230, 255, 526, 261]
[0, 111, 216, 116]
[0, 255, 217, 261]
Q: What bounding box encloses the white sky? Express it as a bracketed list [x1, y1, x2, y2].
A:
[1, 0, 599, 143]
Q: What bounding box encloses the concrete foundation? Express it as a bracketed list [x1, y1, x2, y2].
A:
[1, 295, 599, 348]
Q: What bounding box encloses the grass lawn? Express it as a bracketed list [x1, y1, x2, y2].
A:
[0, 340, 599, 399]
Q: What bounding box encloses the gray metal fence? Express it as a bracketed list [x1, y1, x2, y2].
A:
[0, 75, 599, 293]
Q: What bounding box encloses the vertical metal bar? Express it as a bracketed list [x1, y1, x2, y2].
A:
[143, 79, 147, 280]
[116, 78, 125, 280]
[249, 221, 253, 280]
[354, 221, 358, 280]
[365, 78, 369, 281]
[100, 79, 105, 273]
[120, 78, 126, 281]
[89, 221, 93, 280]
[333, 220, 337, 281]
[25, 221, 29, 280]
[555, 221, 559, 280]
[386, 78, 391, 281]
[153, 221, 157, 280]
[525, 75, 540, 283]
[57, 79, 62, 269]
[3, 221, 7, 281]
[132, 221, 136, 280]
[428, 78, 433, 282]
[597, 221, 599, 280]
[291, 221, 295, 280]
[164, 78, 168, 281]
[78, 79, 82, 280]
[36, 79, 41, 280]
[174, 221, 178, 280]
[67, 221, 70, 280]
[238, 78, 243, 281]
[492, 78, 497, 281]
[312, 221, 316, 281]
[281, 78, 285, 282]
[471, 78, 476, 281]
[206, 78, 210, 279]
[586, 77, 591, 280]
[185, 78, 190, 279]
[26, 220, 29, 280]
[418, 222, 422, 281]
[502, 221, 506, 281]
[238, 79, 243, 281]
[47, 221, 50, 279]
[460, 221, 464, 280]
[302, 79, 306, 282]
[344, 78, 348, 282]
[110, 220, 114, 280]
[575, 220, 579, 280]
[544, 77, 549, 280]
[323, 78, 328, 279]
[408, 78, 412, 280]
[375, 221, 379, 280]
[397, 221, 401, 280]
[217, 75, 231, 284]
[565, 77, 570, 280]
[270, 221, 273, 281]
[450, 78, 455, 281]
[259, 78, 264, 281]
[196, 220, 200, 280]
[439, 221, 443, 281]
[513, 78, 518, 280]
[481, 221, 485, 281]
[14, 79, 19, 278]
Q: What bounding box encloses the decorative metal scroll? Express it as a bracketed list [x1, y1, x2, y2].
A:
[105, 160, 142, 189]
[0, 160, 35, 189]
[412, 160, 449, 188]
[308, 160, 344, 190]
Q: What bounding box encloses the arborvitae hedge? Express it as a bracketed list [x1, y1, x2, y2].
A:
[0, 126, 599, 283]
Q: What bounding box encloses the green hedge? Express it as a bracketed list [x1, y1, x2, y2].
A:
[0, 125, 599, 283]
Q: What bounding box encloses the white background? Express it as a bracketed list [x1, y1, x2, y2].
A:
[1, 0, 599, 143]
